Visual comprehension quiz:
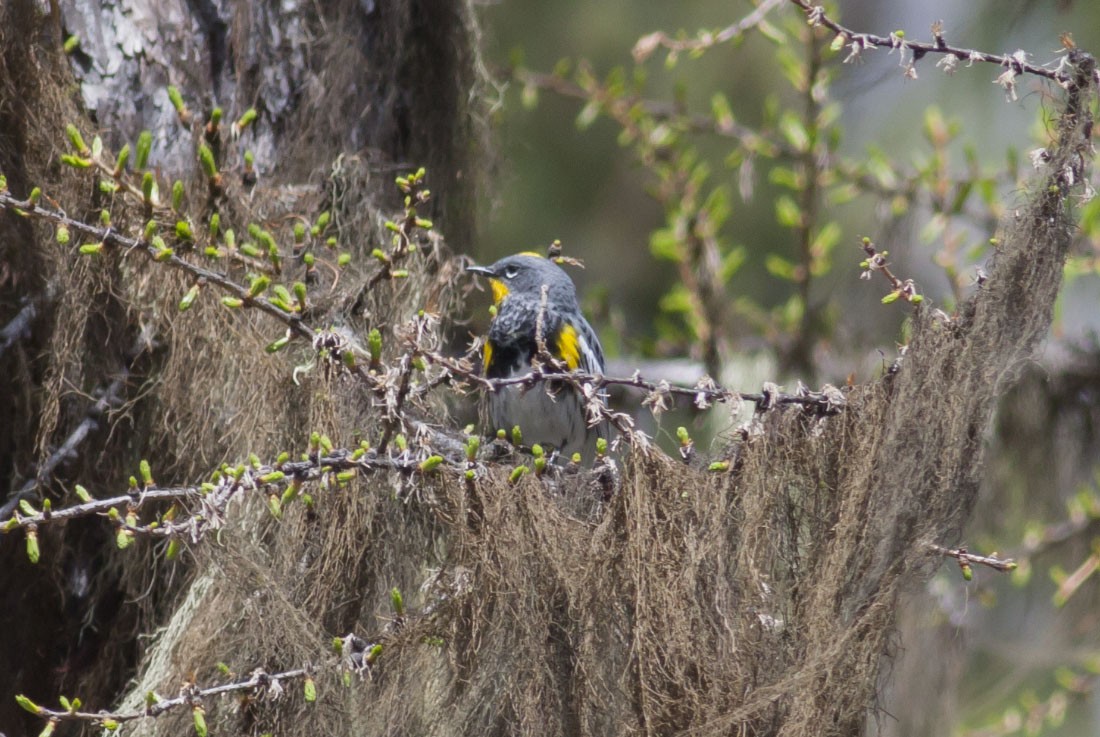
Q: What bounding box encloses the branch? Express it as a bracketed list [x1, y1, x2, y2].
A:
[633, 0, 786, 61]
[0, 193, 315, 340]
[790, 0, 1087, 87]
[928, 543, 1018, 579]
[17, 567, 461, 730]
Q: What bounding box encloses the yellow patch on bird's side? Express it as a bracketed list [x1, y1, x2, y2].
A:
[483, 340, 494, 371]
[556, 323, 581, 370]
[518, 250, 543, 258]
[489, 278, 509, 304]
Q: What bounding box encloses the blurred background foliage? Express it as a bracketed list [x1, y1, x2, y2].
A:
[474, 1, 1100, 735]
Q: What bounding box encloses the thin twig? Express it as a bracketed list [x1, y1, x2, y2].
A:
[0, 193, 314, 342]
[789, 0, 1079, 85]
[928, 544, 1017, 573]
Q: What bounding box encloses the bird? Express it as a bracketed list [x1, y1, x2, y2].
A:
[466, 252, 608, 459]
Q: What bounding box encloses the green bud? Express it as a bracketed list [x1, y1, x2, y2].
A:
[676, 426, 691, 444]
[74, 484, 92, 502]
[78, 243, 103, 256]
[509, 466, 529, 484]
[101, 719, 119, 731]
[192, 705, 208, 737]
[169, 183, 184, 215]
[135, 130, 153, 170]
[28, 187, 41, 206]
[247, 275, 270, 298]
[165, 538, 181, 560]
[266, 336, 290, 353]
[496, 429, 506, 440]
[209, 107, 223, 127]
[910, 294, 924, 304]
[26, 530, 40, 564]
[267, 494, 282, 519]
[221, 296, 244, 309]
[531, 444, 544, 459]
[236, 108, 258, 130]
[198, 143, 217, 179]
[20, 499, 36, 516]
[419, 455, 444, 473]
[881, 291, 900, 305]
[167, 85, 185, 113]
[708, 461, 731, 472]
[60, 154, 92, 169]
[337, 252, 351, 267]
[571, 452, 582, 464]
[293, 282, 307, 311]
[335, 470, 356, 485]
[114, 144, 130, 174]
[63, 34, 80, 53]
[259, 470, 285, 484]
[465, 435, 480, 461]
[139, 459, 153, 486]
[116, 528, 133, 550]
[270, 284, 293, 310]
[142, 171, 154, 203]
[66, 123, 89, 155]
[394, 434, 407, 452]
[15, 694, 41, 715]
[304, 676, 317, 703]
[56, 226, 70, 245]
[596, 437, 608, 456]
[368, 328, 383, 365]
[391, 587, 405, 615]
[511, 425, 522, 446]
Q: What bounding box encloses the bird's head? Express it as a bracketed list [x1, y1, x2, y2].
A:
[466, 252, 578, 305]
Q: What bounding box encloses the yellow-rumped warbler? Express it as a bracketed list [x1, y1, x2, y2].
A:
[467, 253, 608, 458]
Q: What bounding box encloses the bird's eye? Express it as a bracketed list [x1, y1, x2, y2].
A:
[503, 266, 519, 279]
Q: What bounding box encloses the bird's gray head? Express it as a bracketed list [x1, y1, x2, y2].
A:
[466, 253, 578, 306]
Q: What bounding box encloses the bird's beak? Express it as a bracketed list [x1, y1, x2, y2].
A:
[466, 264, 495, 277]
